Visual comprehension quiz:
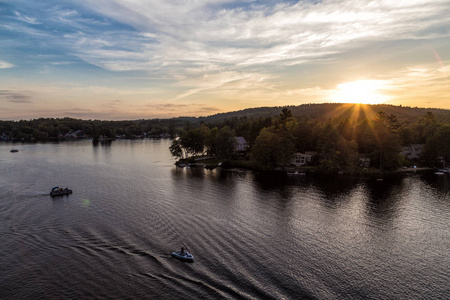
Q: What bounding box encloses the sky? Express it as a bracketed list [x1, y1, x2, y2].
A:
[1, 0, 449, 120]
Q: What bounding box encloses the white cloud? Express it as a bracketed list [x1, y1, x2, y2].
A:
[0, 61, 15, 69]
[14, 11, 41, 24]
[67, 0, 449, 75]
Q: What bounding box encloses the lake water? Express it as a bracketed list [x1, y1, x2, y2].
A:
[1, 140, 449, 299]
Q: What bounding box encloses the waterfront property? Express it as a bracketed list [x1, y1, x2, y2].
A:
[235, 136, 248, 152]
[400, 144, 425, 160]
[290, 151, 317, 166]
[359, 156, 371, 168]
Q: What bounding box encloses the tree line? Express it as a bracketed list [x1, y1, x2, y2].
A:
[170, 107, 450, 173]
[0, 118, 183, 140]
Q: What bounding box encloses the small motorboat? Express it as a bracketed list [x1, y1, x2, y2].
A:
[171, 249, 194, 262]
[50, 187, 73, 197]
[10, 149, 19, 153]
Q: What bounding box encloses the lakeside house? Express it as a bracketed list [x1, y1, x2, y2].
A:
[400, 144, 425, 160]
[359, 156, 370, 168]
[235, 137, 248, 152]
[291, 151, 317, 166]
[63, 130, 85, 139]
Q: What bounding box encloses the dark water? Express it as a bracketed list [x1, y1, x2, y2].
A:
[1, 140, 449, 299]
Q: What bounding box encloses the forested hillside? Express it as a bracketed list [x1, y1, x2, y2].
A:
[172, 104, 450, 173]
[199, 103, 450, 124]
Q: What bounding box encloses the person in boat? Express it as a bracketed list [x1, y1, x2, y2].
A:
[180, 247, 185, 255]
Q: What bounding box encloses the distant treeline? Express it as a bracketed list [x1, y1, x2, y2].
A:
[0, 118, 187, 140]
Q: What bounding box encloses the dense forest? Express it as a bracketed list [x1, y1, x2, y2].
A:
[3, 103, 450, 173]
[169, 104, 450, 173]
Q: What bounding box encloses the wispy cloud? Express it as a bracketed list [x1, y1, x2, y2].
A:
[0, 90, 33, 103]
[385, 63, 450, 106]
[14, 11, 41, 24]
[6, 1, 449, 76]
[148, 103, 189, 111]
[0, 61, 15, 68]
[69, 0, 449, 72]
[197, 106, 221, 113]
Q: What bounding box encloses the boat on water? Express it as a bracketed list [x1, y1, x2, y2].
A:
[10, 149, 19, 153]
[171, 249, 194, 262]
[50, 187, 73, 197]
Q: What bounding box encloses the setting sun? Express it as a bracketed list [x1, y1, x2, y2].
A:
[332, 80, 391, 105]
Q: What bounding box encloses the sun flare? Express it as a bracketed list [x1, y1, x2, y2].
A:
[332, 80, 390, 105]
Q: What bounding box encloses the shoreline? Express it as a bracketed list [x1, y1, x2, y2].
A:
[176, 157, 436, 176]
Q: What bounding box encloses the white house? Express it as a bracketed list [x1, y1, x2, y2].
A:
[64, 130, 84, 139]
[400, 144, 425, 160]
[235, 137, 248, 152]
[291, 152, 316, 166]
[359, 156, 370, 167]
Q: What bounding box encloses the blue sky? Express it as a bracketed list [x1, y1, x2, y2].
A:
[1, 0, 449, 120]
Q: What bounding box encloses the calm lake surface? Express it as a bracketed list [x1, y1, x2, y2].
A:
[1, 140, 449, 299]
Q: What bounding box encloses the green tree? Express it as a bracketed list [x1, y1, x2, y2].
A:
[251, 109, 297, 170]
[337, 118, 354, 141]
[169, 139, 184, 159]
[400, 127, 414, 146]
[293, 119, 317, 152]
[248, 117, 273, 146]
[413, 112, 438, 143]
[423, 125, 450, 167]
[205, 127, 219, 156]
[317, 122, 339, 161]
[275, 107, 297, 133]
[274, 108, 297, 167]
[251, 128, 281, 170]
[371, 112, 402, 170]
[180, 124, 210, 157]
[336, 139, 359, 173]
[215, 126, 236, 159]
[316, 122, 340, 172]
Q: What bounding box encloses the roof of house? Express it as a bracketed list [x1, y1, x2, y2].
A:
[235, 136, 247, 143]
